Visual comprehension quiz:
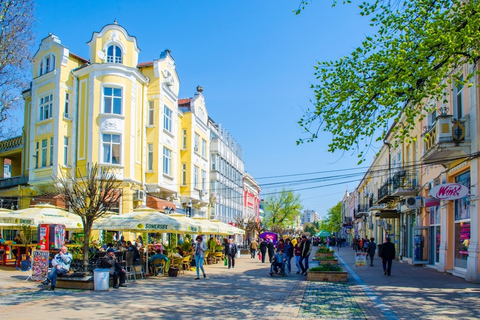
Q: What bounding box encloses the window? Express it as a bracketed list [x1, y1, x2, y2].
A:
[64, 93, 70, 118]
[41, 139, 47, 167]
[102, 134, 121, 164]
[50, 137, 54, 166]
[39, 94, 53, 121]
[182, 163, 187, 186]
[35, 142, 39, 168]
[148, 101, 154, 126]
[211, 154, 216, 171]
[147, 144, 154, 171]
[38, 54, 55, 76]
[163, 147, 172, 175]
[202, 170, 206, 191]
[194, 166, 199, 188]
[103, 87, 122, 114]
[194, 133, 200, 151]
[182, 129, 187, 149]
[454, 76, 464, 119]
[201, 139, 206, 157]
[163, 106, 172, 132]
[107, 45, 122, 63]
[63, 137, 69, 166]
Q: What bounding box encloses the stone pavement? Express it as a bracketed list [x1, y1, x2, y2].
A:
[334, 246, 480, 320]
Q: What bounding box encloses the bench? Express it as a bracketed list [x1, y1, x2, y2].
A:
[55, 272, 113, 290]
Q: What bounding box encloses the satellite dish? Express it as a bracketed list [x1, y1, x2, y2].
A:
[97, 50, 106, 61]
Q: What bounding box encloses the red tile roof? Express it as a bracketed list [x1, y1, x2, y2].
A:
[137, 61, 153, 68]
[69, 52, 89, 63]
[178, 98, 191, 105]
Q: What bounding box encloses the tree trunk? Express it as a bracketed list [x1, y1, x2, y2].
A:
[83, 224, 92, 269]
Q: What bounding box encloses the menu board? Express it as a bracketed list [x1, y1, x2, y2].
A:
[355, 252, 367, 267]
[31, 250, 49, 281]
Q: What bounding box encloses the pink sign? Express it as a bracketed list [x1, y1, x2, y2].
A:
[430, 183, 469, 200]
[424, 197, 441, 207]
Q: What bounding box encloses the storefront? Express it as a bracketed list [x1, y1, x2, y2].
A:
[453, 171, 470, 270]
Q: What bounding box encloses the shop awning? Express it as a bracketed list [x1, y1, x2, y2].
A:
[379, 210, 400, 219]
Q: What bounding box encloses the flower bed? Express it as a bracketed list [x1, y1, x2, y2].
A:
[307, 264, 347, 282]
[313, 258, 338, 265]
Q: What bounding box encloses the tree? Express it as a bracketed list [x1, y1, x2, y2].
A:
[53, 163, 122, 267]
[320, 202, 342, 234]
[233, 213, 263, 240]
[297, 0, 480, 161]
[0, 0, 35, 137]
[263, 189, 302, 231]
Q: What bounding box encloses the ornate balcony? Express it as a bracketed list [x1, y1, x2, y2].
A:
[0, 176, 28, 189]
[421, 114, 470, 164]
[0, 136, 23, 152]
[391, 170, 419, 197]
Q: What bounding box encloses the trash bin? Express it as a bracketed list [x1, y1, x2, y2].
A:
[168, 267, 179, 277]
[94, 268, 110, 291]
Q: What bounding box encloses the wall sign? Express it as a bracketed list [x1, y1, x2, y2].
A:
[430, 183, 469, 200]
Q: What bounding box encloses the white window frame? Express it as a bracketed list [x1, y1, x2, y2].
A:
[102, 86, 123, 115]
[63, 137, 69, 166]
[147, 143, 154, 171]
[148, 101, 155, 126]
[201, 139, 206, 157]
[182, 163, 187, 186]
[102, 133, 121, 165]
[41, 139, 47, 167]
[107, 45, 122, 63]
[38, 53, 56, 76]
[182, 129, 187, 149]
[194, 133, 200, 152]
[163, 147, 172, 176]
[64, 92, 71, 118]
[201, 170, 206, 191]
[194, 166, 199, 188]
[35, 142, 39, 168]
[39, 94, 53, 121]
[50, 137, 54, 166]
[454, 76, 464, 119]
[163, 105, 172, 132]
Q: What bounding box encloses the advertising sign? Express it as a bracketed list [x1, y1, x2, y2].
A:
[424, 197, 441, 207]
[31, 250, 49, 281]
[355, 252, 367, 267]
[430, 183, 469, 200]
[38, 224, 66, 250]
[260, 232, 277, 245]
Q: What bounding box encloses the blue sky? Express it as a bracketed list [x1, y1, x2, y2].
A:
[26, 0, 381, 217]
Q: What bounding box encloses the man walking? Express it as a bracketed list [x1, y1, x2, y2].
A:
[259, 238, 267, 263]
[380, 237, 395, 276]
[225, 238, 238, 269]
[249, 238, 258, 259]
[299, 235, 312, 275]
[42, 246, 72, 291]
[267, 239, 275, 263]
[367, 237, 377, 266]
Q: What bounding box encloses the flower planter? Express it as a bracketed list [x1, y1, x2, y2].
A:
[313, 258, 338, 265]
[314, 252, 334, 258]
[307, 270, 347, 282]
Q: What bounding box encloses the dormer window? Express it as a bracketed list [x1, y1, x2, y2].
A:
[107, 45, 122, 63]
[38, 54, 56, 76]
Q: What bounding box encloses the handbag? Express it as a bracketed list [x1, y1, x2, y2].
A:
[224, 258, 227, 266]
[258, 253, 262, 260]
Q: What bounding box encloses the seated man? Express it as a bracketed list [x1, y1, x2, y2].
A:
[149, 249, 169, 275]
[127, 241, 140, 261]
[269, 249, 286, 275]
[42, 246, 72, 291]
[100, 248, 127, 289]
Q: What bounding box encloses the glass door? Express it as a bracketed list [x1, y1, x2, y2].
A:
[413, 227, 429, 264]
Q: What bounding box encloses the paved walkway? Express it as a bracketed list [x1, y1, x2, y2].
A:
[334, 246, 480, 320]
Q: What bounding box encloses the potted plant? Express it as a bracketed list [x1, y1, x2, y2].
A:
[314, 246, 334, 258]
[307, 264, 347, 282]
[312, 255, 339, 265]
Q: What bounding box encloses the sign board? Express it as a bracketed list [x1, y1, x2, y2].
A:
[31, 250, 49, 281]
[38, 224, 66, 250]
[355, 252, 367, 267]
[430, 183, 469, 200]
[424, 197, 441, 207]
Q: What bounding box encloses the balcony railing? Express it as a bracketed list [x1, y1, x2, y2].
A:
[0, 136, 23, 152]
[0, 176, 28, 189]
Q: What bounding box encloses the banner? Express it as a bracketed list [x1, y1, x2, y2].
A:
[32, 250, 49, 281]
[355, 252, 367, 267]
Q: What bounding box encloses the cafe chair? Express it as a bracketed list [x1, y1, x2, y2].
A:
[180, 255, 191, 274]
[124, 251, 136, 281]
[133, 253, 145, 279]
[150, 259, 166, 277]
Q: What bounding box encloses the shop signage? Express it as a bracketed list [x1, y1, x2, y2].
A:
[354, 252, 367, 267]
[424, 197, 441, 207]
[31, 250, 49, 281]
[430, 183, 469, 200]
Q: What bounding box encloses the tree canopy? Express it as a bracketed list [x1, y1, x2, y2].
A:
[297, 0, 480, 161]
[263, 189, 302, 232]
[319, 202, 342, 234]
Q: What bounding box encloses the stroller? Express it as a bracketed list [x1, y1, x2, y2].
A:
[269, 259, 286, 277]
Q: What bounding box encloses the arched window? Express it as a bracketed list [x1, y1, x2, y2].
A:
[107, 45, 122, 63]
[38, 54, 56, 76]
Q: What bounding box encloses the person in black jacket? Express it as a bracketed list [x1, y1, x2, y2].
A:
[380, 237, 395, 276]
[259, 238, 268, 263]
[101, 248, 127, 288]
[299, 235, 312, 275]
[267, 239, 275, 263]
[127, 241, 140, 261]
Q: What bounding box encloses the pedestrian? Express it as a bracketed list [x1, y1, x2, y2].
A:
[299, 235, 312, 275]
[367, 237, 377, 266]
[380, 237, 395, 276]
[225, 238, 238, 269]
[100, 248, 127, 289]
[294, 236, 302, 274]
[194, 235, 207, 279]
[249, 238, 258, 259]
[42, 246, 72, 291]
[363, 237, 370, 252]
[267, 239, 275, 263]
[352, 237, 358, 252]
[284, 238, 293, 274]
[336, 237, 341, 251]
[277, 239, 285, 253]
[259, 238, 267, 263]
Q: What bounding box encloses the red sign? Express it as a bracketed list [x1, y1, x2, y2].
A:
[424, 197, 441, 207]
[430, 183, 469, 200]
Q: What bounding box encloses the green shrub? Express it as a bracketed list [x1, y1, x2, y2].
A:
[317, 256, 335, 260]
[308, 264, 342, 272]
[316, 246, 332, 253]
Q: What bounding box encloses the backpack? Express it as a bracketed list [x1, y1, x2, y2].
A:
[363, 240, 369, 249]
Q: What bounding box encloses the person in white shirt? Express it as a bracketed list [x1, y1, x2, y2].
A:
[42, 246, 72, 291]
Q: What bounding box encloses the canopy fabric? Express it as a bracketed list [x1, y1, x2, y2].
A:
[92, 207, 192, 233]
[0, 204, 83, 229]
[168, 214, 211, 234]
[210, 220, 246, 235]
[317, 230, 332, 237]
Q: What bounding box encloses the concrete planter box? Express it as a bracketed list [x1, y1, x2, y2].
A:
[307, 270, 347, 282]
[314, 252, 334, 258]
[313, 258, 338, 265]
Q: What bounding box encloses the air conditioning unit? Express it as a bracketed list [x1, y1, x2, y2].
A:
[199, 190, 206, 197]
[194, 147, 199, 152]
[134, 190, 146, 201]
[406, 196, 422, 209]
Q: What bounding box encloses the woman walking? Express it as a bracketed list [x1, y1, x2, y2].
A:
[294, 237, 302, 274]
[194, 235, 207, 280]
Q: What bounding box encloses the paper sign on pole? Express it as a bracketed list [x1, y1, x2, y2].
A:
[31, 250, 49, 281]
[355, 252, 367, 268]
